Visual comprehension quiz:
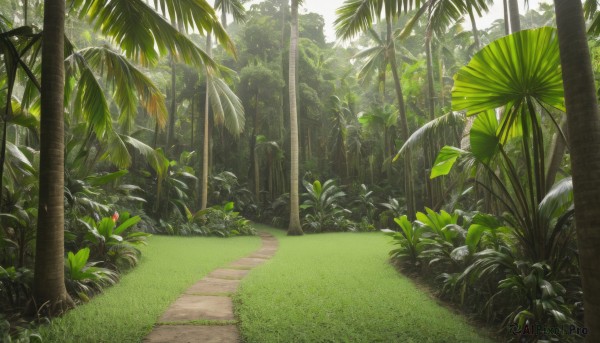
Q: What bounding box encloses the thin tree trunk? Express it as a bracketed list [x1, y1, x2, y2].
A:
[468, 6, 480, 50]
[190, 95, 195, 151]
[287, 0, 303, 235]
[503, 0, 510, 35]
[201, 33, 213, 210]
[508, 0, 521, 33]
[166, 57, 176, 150]
[387, 17, 415, 219]
[545, 119, 568, 189]
[554, 1, 600, 340]
[23, 0, 28, 25]
[33, 0, 74, 316]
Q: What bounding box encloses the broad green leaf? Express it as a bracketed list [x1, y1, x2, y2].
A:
[85, 170, 128, 186]
[430, 146, 466, 179]
[114, 216, 141, 236]
[470, 110, 499, 164]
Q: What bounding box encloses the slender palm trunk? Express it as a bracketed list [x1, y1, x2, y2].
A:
[468, 6, 480, 50]
[387, 18, 415, 219]
[23, 0, 28, 25]
[201, 34, 213, 210]
[554, 1, 600, 340]
[33, 0, 74, 316]
[287, 0, 303, 235]
[166, 57, 177, 150]
[545, 120, 568, 188]
[508, 0, 521, 33]
[503, 0, 510, 35]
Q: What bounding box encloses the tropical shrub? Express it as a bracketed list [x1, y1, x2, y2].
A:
[64, 248, 118, 302]
[197, 202, 256, 237]
[77, 212, 150, 271]
[300, 179, 350, 232]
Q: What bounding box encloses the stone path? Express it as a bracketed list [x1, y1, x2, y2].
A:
[144, 231, 279, 343]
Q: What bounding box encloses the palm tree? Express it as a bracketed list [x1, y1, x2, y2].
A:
[554, 0, 600, 339]
[32, 0, 233, 315]
[200, 0, 247, 210]
[336, 0, 416, 218]
[33, 0, 74, 315]
[288, 0, 303, 235]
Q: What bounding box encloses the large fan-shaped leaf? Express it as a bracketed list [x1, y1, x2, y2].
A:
[452, 27, 564, 115]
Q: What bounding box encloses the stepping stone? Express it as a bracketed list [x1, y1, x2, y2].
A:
[144, 325, 239, 343]
[186, 278, 240, 295]
[207, 269, 250, 280]
[159, 295, 234, 322]
[229, 257, 267, 268]
[256, 248, 277, 256]
[247, 253, 271, 259]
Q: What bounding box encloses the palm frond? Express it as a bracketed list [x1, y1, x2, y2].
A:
[73, 0, 225, 67]
[215, 0, 247, 23]
[80, 46, 167, 131]
[394, 111, 466, 161]
[206, 75, 245, 135]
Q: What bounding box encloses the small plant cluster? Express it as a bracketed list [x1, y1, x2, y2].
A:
[159, 202, 256, 237]
[387, 208, 582, 342]
[299, 179, 377, 233]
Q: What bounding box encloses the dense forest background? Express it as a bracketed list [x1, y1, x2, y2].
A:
[2, 0, 600, 341]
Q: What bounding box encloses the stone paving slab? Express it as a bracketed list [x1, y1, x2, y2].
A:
[159, 295, 235, 322]
[185, 278, 240, 295]
[228, 257, 267, 268]
[207, 268, 250, 280]
[144, 325, 240, 343]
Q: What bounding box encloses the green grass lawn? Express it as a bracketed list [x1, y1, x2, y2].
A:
[39, 235, 261, 343]
[235, 224, 495, 343]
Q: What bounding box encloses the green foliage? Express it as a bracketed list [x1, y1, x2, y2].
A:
[64, 248, 118, 302]
[387, 215, 424, 267]
[300, 179, 350, 232]
[0, 266, 32, 309]
[197, 202, 256, 237]
[78, 212, 150, 271]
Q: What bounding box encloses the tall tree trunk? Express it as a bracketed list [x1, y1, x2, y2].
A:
[166, 57, 177, 151]
[287, 0, 302, 235]
[33, 0, 74, 316]
[201, 34, 213, 210]
[508, 0, 521, 33]
[23, 0, 28, 25]
[503, 0, 510, 35]
[387, 17, 415, 219]
[545, 119, 568, 188]
[468, 6, 480, 50]
[190, 95, 195, 151]
[554, 1, 600, 340]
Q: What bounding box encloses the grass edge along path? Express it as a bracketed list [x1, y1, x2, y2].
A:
[38, 235, 261, 343]
[235, 224, 496, 343]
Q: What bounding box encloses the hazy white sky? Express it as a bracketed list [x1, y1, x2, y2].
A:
[297, 0, 552, 42]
